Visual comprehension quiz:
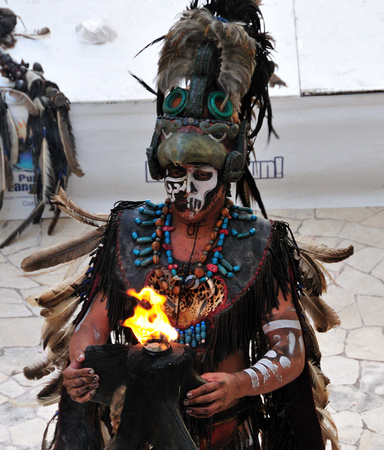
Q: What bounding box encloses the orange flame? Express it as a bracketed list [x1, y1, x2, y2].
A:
[122, 287, 177, 345]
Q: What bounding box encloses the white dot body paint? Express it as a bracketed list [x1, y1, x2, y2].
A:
[273, 334, 282, 346]
[265, 350, 277, 359]
[288, 331, 296, 355]
[280, 356, 291, 369]
[93, 329, 101, 341]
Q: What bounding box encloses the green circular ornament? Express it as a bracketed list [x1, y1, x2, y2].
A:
[163, 88, 187, 116]
[207, 92, 234, 120]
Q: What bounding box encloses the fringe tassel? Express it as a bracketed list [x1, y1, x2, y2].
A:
[79, 200, 145, 343]
[204, 221, 296, 370]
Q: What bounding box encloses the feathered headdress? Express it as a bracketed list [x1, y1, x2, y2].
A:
[144, 0, 275, 217]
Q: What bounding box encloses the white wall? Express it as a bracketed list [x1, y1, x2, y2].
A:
[1, 0, 383, 220]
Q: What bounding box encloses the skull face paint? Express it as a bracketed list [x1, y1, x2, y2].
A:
[164, 164, 219, 217]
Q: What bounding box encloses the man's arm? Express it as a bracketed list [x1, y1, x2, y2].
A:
[184, 288, 305, 418]
[62, 292, 111, 403]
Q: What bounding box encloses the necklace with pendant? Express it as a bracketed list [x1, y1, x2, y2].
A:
[132, 199, 257, 293]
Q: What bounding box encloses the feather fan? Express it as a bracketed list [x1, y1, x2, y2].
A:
[21, 227, 104, 272]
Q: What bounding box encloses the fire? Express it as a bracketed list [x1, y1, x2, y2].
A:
[123, 287, 177, 345]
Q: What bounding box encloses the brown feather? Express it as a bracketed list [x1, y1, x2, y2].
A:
[23, 357, 56, 380]
[299, 242, 354, 264]
[41, 296, 82, 346]
[57, 110, 84, 177]
[46, 324, 75, 354]
[52, 187, 109, 226]
[299, 250, 328, 296]
[37, 372, 63, 403]
[24, 331, 70, 380]
[301, 291, 340, 332]
[299, 310, 322, 366]
[27, 272, 87, 308]
[308, 362, 340, 450]
[308, 361, 330, 409]
[110, 385, 127, 434]
[5, 107, 19, 165]
[317, 408, 341, 450]
[21, 227, 104, 272]
[40, 293, 81, 316]
[41, 298, 81, 348]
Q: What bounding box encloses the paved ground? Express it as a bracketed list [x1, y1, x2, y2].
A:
[0, 206, 383, 449]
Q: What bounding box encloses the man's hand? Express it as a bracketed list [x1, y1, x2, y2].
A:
[62, 350, 99, 403]
[183, 371, 249, 418]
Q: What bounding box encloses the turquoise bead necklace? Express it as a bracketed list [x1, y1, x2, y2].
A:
[131, 199, 257, 345]
[132, 199, 258, 293]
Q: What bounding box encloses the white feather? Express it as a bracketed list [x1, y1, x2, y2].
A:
[5, 109, 19, 165]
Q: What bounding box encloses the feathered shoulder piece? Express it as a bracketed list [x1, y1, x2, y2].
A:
[20, 190, 109, 403]
[20, 192, 144, 403]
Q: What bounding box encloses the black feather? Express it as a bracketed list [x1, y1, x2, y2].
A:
[129, 72, 157, 96]
[0, 201, 44, 248]
[134, 35, 165, 58]
[236, 165, 268, 218]
[47, 207, 61, 235]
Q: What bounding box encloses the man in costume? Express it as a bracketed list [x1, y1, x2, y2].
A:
[21, 1, 353, 448]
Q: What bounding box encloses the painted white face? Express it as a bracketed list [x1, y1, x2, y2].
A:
[164, 164, 219, 216]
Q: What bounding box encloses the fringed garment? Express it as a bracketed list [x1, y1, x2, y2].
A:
[48, 201, 325, 450]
